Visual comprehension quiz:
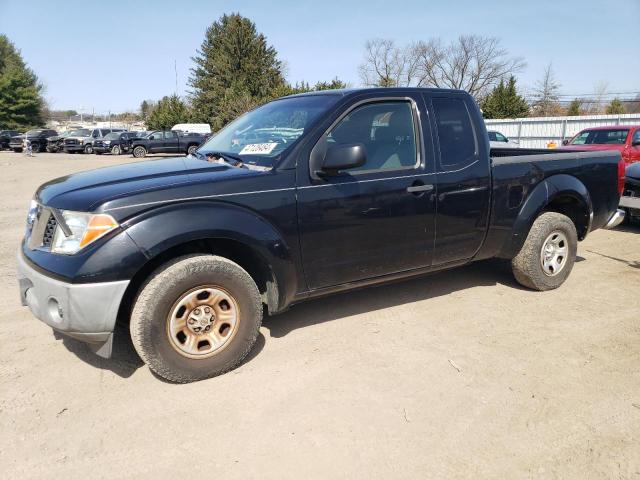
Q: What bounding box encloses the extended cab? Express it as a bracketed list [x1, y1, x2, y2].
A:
[17, 88, 626, 383]
[130, 130, 205, 157]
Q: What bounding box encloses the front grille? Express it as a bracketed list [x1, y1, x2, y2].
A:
[42, 215, 57, 247]
[64, 138, 78, 145]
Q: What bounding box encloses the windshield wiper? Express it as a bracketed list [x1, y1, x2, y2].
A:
[201, 151, 246, 168]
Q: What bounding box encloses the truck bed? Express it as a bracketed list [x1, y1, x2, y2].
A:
[480, 148, 622, 260]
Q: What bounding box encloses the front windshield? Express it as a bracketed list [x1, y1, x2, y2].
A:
[70, 129, 91, 136]
[104, 132, 120, 140]
[570, 129, 629, 145]
[199, 94, 340, 164]
[26, 130, 43, 136]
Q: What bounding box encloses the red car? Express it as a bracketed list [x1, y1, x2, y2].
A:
[561, 125, 640, 165]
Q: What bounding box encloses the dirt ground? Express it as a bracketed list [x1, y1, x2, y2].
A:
[0, 151, 639, 479]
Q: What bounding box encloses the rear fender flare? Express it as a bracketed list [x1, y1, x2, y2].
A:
[502, 174, 592, 258]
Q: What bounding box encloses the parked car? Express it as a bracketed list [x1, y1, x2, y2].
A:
[93, 131, 146, 155]
[561, 125, 640, 165]
[63, 128, 126, 154]
[46, 131, 74, 153]
[0, 130, 21, 149]
[9, 129, 58, 153]
[130, 130, 205, 157]
[620, 162, 640, 223]
[17, 88, 625, 382]
[488, 130, 520, 148]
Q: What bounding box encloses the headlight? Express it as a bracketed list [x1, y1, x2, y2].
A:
[103, 140, 111, 145]
[51, 211, 119, 254]
[79, 139, 85, 144]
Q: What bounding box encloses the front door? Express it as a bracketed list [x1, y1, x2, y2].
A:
[297, 96, 436, 290]
[146, 131, 164, 153]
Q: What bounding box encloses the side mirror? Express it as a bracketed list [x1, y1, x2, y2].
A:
[562, 139, 569, 146]
[319, 143, 366, 176]
[632, 139, 640, 146]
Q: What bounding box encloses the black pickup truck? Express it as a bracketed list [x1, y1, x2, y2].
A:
[130, 130, 205, 158]
[10, 129, 58, 152]
[17, 88, 625, 383]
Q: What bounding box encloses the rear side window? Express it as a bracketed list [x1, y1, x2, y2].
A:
[432, 97, 477, 168]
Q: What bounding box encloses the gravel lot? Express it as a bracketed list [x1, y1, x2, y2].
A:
[1, 151, 639, 479]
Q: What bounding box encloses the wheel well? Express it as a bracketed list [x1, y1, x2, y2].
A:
[543, 195, 590, 240]
[116, 238, 278, 326]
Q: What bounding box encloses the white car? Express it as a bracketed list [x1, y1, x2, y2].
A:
[488, 130, 520, 148]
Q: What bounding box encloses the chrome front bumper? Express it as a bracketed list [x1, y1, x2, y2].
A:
[603, 209, 625, 229]
[17, 250, 129, 358]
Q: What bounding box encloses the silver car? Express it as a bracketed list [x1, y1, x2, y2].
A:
[488, 130, 520, 148]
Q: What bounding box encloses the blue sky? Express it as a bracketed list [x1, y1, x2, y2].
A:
[1, 0, 638, 113]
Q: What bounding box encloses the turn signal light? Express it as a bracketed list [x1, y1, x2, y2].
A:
[79, 214, 119, 248]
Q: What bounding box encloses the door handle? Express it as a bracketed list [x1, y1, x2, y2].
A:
[407, 183, 434, 194]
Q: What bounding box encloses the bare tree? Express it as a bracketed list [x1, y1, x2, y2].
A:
[585, 81, 609, 114]
[531, 63, 562, 116]
[358, 35, 525, 99]
[359, 39, 407, 87]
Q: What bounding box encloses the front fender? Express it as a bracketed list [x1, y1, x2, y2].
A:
[123, 200, 298, 310]
[501, 174, 592, 258]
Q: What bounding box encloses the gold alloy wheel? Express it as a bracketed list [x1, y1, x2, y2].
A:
[166, 286, 240, 359]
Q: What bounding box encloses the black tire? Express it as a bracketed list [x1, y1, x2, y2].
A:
[187, 145, 198, 155]
[13, 148, 22, 153]
[511, 212, 577, 291]
[111, 145, 121, 155]
[84, 144, 93, 154]
[132, 146, 147, 158]
[130, 255, 263, 383]
[31, 142, 40, 153]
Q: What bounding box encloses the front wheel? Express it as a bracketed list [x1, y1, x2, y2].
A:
[511, 212, 577, 291]
[13, 148, 22, 153]
[111, 145, 121, 155]
[130, 255, 263, 383]
[84, 144, 93, 154]
[132, 146, 147, 158]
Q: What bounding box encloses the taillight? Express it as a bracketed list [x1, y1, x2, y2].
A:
[617, 159, 625, 196]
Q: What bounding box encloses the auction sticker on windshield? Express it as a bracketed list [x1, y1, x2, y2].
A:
[239, 143, 278, 155]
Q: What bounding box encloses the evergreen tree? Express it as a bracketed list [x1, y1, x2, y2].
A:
[566, 99, 582, 116]
[189, 13, 286, 130]
[140, 100, 153, 120]
[314, 78, 348, 91]
[605, 98, 626, 115]
[480, 76, 529, 119]
[145, 95, 191, 130]
[0, 35, 44, 130]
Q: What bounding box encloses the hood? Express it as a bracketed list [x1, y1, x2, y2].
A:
[626, 161, 640, 180]
[35, 156, 265, 213]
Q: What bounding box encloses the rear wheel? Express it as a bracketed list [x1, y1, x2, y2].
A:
[130, 255, 263, 383]
[133, 146, 147, 158]
[511, 212, 577, 291]
[13, 148, 22, 153]
[187, 145, 198, 155]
